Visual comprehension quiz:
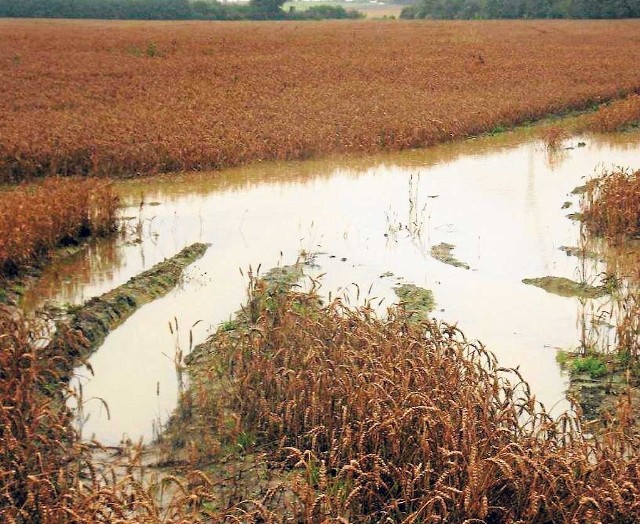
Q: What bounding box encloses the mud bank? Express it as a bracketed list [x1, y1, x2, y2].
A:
[522, 276, 607, 299]
[558, 351, 640, 424]
[47, 243, 209, 371]
[393, 283, 436, 321]
[429, 242, 470, 270]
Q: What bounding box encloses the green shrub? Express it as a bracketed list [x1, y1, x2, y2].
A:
[573, 355, 607, 379]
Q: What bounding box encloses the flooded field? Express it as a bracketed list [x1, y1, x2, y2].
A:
[21, 127, 640, 445]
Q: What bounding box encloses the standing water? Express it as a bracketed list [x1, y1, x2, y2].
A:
[21, 128, 640, 445]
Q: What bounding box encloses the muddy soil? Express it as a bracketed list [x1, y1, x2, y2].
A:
[46, 243, 209, 372]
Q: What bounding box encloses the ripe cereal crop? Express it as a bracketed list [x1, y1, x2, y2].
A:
[4, 17, 640, 524]
[4, 280, 640, 523]
[581, 93, 640, 133]
[170, 282, 640, 523]
[1, 19, 640, 181]
[582, 168, 640, 242]
[0, 178, 118, 276]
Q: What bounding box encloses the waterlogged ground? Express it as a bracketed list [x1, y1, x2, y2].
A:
[22, 127, 640, 445]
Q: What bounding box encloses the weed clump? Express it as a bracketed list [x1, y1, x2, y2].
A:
[394, 283, 435, 320]
[572, 354, 608, 379]
[430, 242, 470, 269]
[543, 125, 568, 149]
[522, 275, 607, 299]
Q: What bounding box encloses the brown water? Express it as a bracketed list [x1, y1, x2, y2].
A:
[22, 128, 640, 445]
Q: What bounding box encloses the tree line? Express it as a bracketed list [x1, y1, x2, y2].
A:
[400, 0, 640, 19]
[0, 0, 363, 20]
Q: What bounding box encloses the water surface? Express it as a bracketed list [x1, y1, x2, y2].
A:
[22, 128, 640, 445]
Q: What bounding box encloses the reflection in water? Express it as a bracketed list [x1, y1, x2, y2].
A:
[20, 236, 124, 312]
[574, 228, 640, 358]
[29, 127, 640, 445]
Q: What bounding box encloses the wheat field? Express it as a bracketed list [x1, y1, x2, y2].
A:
[1, 19, 640, 181]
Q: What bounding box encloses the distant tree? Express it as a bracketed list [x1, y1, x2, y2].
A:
[401, 0, 640, 19]
[548, 0, 571, 17]
[249, 0, 286, 19]
[156, 0, 192, 19]
[482, 0, 503, 18]
[288, 4, 364, 20]
[461, 0, 483, 18]
[4, 0, 638, 20]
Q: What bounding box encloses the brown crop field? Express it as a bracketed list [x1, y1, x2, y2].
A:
[1, 19, 640, 182]
[3, 280, 640, 523]
[165, 283, 640, 523]
[583, 168, 640, 242]
[581, 93, 640, 133]
[0, 178, 117, 277]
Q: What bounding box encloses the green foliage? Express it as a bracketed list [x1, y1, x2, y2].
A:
[218, 319, 237, 332]
[0, 0, 193, 19]
[190, 0, 251, 20]
[288, 4, 364, 19]
[0, 0, 360, 20]
[400, 0, 640, 19]
[557, 351, 612, 380]
[235, 431, 256, 452]
[572, 355, 607, 379]
[556, 349, 570, 367]
[249, 0, 287, 19]
[146, 42, 159, 57]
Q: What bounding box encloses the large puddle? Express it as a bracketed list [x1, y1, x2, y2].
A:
[22, 128, 640, 445]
